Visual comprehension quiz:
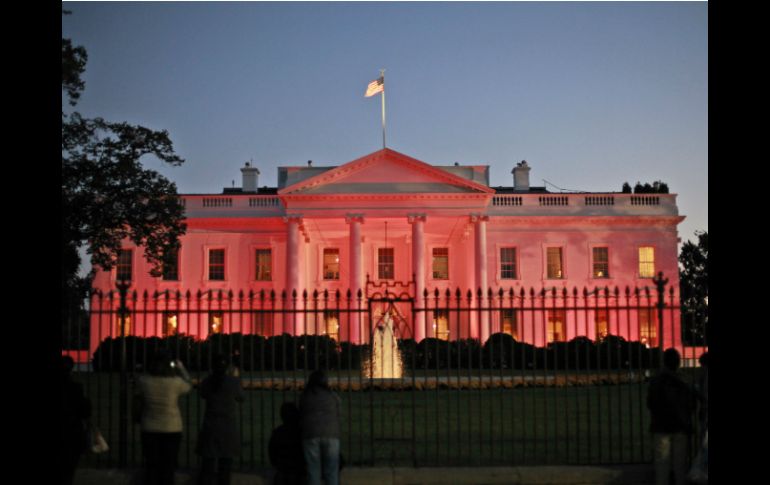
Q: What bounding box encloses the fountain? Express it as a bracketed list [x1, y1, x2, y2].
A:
[365, 309, 404, 379]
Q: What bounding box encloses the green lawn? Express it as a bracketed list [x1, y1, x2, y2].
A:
[77, 370, 667, 469]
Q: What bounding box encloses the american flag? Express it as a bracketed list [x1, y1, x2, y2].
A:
[365, 77, 384, 97]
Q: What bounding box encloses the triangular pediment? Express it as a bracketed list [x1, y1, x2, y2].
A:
[278, 149, 494, 195]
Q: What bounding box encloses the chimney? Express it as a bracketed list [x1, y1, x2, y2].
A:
[512, 160, 531, 191]
[241, 162, 260, 193]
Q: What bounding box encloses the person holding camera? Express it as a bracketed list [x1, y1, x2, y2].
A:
[134, 350, 192, 485]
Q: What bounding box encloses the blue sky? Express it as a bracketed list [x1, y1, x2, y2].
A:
[63, 1, 707, 244]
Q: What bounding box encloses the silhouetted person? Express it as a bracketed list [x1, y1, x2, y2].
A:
[696, 351, 709, 436]
[299, 370, 341, 485]
[135, 350, 192, 485]
[61, 355, 91, 485]
[268, 402, 305, 485]
[196, 353, 245, 485]
[647, 348, 697, 485]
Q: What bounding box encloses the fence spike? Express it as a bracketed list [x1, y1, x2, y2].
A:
[625, 286, 631, 297]
[529, 288, 535, 297]
[228, 289, 234, 299]
[487, 287, 494, 297]
[644, 286, 651, 297]
[498, 288, 504, 298]
[292, 289, 297, 299]
[281, 289, 287, 300]
[583, 287, 589, 297]
[562, 287, 568, 297]
[270, 289, 275, 300]
[476, 287, 483, 297]
[466, 289, 473, 300]
[303, 289, 308, 299]
[613, 286, 620, 297]
[357, 288, 363, 299]
[424, 288, 430, 298]
[346, 288, 352, 299]
[445, 288, 451, 298]
[572, 287, 578, 297]
[313, 289, 319, 299]
[336, 289, 341, 299]
[455, 287, 462, 299]
[434, 288, 440, 297]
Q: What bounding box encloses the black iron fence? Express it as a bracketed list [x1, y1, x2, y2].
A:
[67, 273, 707, 469]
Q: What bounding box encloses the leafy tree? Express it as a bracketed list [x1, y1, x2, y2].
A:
[621, 182, 632, 193]
[62, 12, 186, 329]
[679, 231, 708, 345]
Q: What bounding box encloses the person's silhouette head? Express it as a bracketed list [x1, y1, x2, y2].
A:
[280, 401, 300, 425]
[663, 348, 681, 372]
[307, 370, 328, 391]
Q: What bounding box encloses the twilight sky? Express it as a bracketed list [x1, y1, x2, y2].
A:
[63, 1, 707, 244]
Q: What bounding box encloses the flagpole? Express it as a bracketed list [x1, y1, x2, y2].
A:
[380, 69, 386, 149]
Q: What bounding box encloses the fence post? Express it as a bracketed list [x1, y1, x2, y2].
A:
[652, 272, 669, 361]
[116, 280, 130, 468]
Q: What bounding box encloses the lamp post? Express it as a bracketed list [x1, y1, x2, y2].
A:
[116, 279, 131, 467]
[652, 272, 669, 366]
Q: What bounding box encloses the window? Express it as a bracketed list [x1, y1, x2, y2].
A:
[163, 312, 178, 337]
[116, 315, 131, 336]
[162, 247, 179, 281]
[500, 309, 519, 339]
[251, 312, 271, 336]
[324, 310, 339, 341]
[595, 309, 609, 340]
[638, 308, 658, 347]
[255, 249, 272, 281]
[432, 248, 449, 279]
[547, 310, 566, 343]
[323, 249, 340, 280]
[546, 247, 564, 279]
[116, 249, 133, 282]
[433, 310, 449, 340]
[592, 247, 609, 278]
[639, 247, 655, 278]
[378, 248, 395, 280]
[209, 312, 224, 334]
[209, 249, 225, 281]
[500, 247, 518, 279]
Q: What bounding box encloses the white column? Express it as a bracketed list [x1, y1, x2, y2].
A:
[284, 216, 304, 335]
[409, 214, 427, 342]
[473, 215, 490, 343]
[346, 214, 364, 344]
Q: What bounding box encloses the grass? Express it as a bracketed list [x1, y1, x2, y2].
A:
[77, 369, 663, 470]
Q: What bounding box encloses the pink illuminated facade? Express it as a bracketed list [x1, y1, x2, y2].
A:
[90, 148, 684, 352]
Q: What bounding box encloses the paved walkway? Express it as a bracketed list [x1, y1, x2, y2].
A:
[74, 465, 654, 485]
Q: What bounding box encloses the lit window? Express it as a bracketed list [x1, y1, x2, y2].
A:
[546, 248, 564, 279]
[433, 310, 449, 340]
[116, 315, 131, 336]
[547, 310, 566, 343]
[432, 248, 449, 279]
[378, 248, 394, 280]
[595, 309, 608, 340]
[500, 309, 519, 339]
[592, 247, 609, 278]
[324, 310, 339, 341]
[638, 308, 658, 347]
[639, 247, 655, 278]
[209, 249, 225, 281]
[255, 249, 272, 281]
[117, 249, 133, 282]
[163, 312, 178, 337]
[323, 249, 340, 280]
[500, 248, 518, 279]
[162, 247, 179, 281]
[209, 312, 224, 334]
